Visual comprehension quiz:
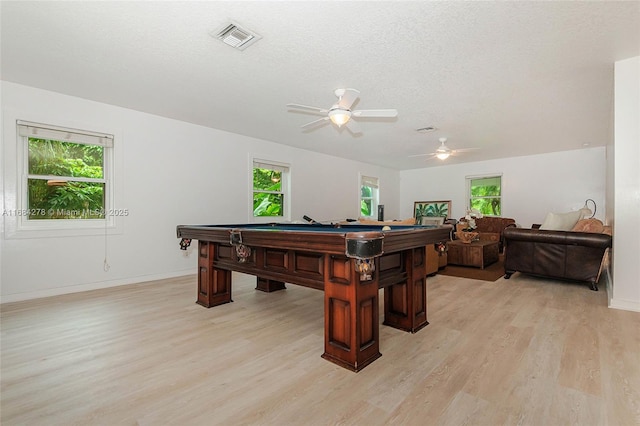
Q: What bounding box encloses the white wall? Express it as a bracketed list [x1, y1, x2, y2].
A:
[399, 148, 606, 227]
[610, 56, 640, 312]
[0, 82, 399, 302]
[3, 77, 632, 309]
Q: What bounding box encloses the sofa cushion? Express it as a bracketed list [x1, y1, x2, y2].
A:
[572, 218, 605, 233]
[478, 232, 500, 243]
[458, 217, 516, 232]
[539, 210, 582, 231]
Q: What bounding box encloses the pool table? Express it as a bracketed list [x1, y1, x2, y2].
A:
[176, 222, 452, 371]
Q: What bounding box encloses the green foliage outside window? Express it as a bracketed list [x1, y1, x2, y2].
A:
[253, 168, 283, 217]
[361, 199, 372, 217]
[27, 138, 105, 219]
[470, 176, 501, 216]
[360, 185, 373, 216]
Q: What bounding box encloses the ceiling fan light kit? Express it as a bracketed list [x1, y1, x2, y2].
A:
[408, 136, 477, 161]
[328, 108, 352, 127]
[287, 88, 397, 134]
[435, 137, 451, 160]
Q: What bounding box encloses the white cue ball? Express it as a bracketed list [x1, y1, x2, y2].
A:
[382, 225, 391, 231]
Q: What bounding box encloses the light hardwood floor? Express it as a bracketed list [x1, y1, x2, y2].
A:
[1, 272, 639, 425]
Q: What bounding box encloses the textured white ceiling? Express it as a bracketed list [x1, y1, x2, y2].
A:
[2, 1, 638, 170]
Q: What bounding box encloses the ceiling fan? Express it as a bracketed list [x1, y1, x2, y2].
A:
[286, 88, 397, 134]
[409, 137, 477, 161]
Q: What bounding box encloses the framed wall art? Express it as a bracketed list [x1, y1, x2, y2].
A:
[419, 216, 445, 226]
[413, 200, 452, 223]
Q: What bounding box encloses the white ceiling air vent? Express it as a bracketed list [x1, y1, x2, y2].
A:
[212, 22, 261, 51]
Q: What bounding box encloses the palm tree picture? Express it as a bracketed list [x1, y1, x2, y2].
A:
[414, 200, 451, 223]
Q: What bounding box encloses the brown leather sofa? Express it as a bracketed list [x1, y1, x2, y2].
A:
[503, 227, 612, 291]
[459, 216, 516, 251]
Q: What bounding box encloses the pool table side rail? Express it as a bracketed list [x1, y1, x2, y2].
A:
[176, 224, 452, 255]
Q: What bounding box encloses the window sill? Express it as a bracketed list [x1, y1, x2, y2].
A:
[3, 217, 123, 239]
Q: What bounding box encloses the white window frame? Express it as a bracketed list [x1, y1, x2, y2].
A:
[359, 174, 379, 219]
[250, 158, 291, 223]
[466, 173, 503, 217]
[3, 115, 122, 239]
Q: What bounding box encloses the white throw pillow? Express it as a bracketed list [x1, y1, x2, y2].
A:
[539, 210, 583, 231]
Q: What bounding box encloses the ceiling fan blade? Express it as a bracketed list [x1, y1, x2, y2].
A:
[301, 117, 329, 129]
[286, 103, 328, 115]
[352, 109, 398, 118]
[344, 119, 362, 135]
[337, 88, 360, 109]
[408, 153, 435, 158]
[451, 147, 479, 153]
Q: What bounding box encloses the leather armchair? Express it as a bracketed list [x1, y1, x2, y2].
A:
[503, 227, 612, 291]
[459, 216, 516, 251]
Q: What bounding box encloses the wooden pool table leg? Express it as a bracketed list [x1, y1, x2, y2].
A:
[383, 246, 429, 333]
[196, 241, 232, 308]
[322, 255, 381, 372]
[255, 278, 287, 292]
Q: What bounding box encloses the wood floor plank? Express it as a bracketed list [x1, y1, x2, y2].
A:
[435, 391, 490, 426]
[547, 385, 605, 426]
[558, 321, 602, 396]
[1, 273, 639, 425]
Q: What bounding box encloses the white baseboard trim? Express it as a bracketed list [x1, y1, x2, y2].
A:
[609, 297, 640, 312]
[0, 269, 196, 304]
[605, 266, 613, 306]
[605, 266, 640, 312]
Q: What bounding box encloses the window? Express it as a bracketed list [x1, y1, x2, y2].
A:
[467, 174, 502, 216]
[12, 121, 114, 231]
[252, 159, 289, 220]
[360, 175, 379, 218]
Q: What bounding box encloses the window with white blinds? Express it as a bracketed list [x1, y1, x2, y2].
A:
[467, 174, 503, 217]
[14, 120, 115, 226]
[360, 175, 379, 218]
[252, 159, 290, 221]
